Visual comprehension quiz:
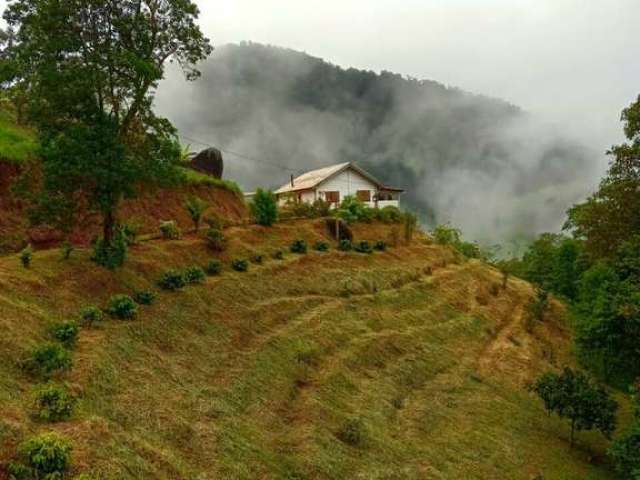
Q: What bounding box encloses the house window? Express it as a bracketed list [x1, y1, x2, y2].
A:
[356, 190, 371, 202]
[324, 191, 340, 203]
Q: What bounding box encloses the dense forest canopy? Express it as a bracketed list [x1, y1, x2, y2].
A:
[156, 42, 598, 245]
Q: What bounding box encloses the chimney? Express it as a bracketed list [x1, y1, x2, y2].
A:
[290, 174, 295, 188]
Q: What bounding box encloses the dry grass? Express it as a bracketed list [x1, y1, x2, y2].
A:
[0, 220, 618, 479]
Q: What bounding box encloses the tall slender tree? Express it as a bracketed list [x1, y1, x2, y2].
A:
[0, 0, 212, 253]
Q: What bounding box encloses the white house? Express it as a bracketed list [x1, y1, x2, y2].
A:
[273, 162, 403, 208]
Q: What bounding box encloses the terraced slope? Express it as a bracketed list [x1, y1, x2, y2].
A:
[0, 221, 615, 479]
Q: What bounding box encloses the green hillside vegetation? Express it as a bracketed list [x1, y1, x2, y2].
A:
[0, 220, 622, 479]
[0, 110, 37, 164]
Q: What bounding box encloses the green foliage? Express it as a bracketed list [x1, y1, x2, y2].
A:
[180, 168, 242, 194]
[79, 306, 104, 327]
[120, 220, 142, 246]
[160, 221, 182, 240]
[374, 240, 387, 251]
[354, 241, 373, 254]
[374, 206, 403, 224]
[49, 321, 79, 348]
[60, 241, 74, 260]
[107, 295, 138, 320]
[314, 240, 330, 252]
[19, 244, 32, 268]
[290, 239, 308, 254]
[158, 269, 187, 291]
[455, 241, 481, 259]
[338, 239, 353, 252]
[134, 291, 156, 306]
[33, 383, 75, 422]
[205, 260, 223, 276]
[14, 432, 72, 480]
[24, 342, 72, 377]
[337, 417, 368, 447]
[3, 0, 211, 247]
[531, 368, 618, 446]
[232, 259, 249, 272]
[403, 211, 417, 243]
[432, 224, 461, 245]
[185, 196, 208, 232]
[334, 196, 372, 224]
[184, 266, 206, 285]
[205, 227, 228, 252]
[250, 188, 278, 226]
[527, 288, 550, 324]
[0, 109, 37, 164]
[92, 229, 128, 269]
[609, 381, 640, 479]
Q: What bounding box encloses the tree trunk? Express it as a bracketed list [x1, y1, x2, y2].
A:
[103, 209, 115, 247]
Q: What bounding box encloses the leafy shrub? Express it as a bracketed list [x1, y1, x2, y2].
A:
[376, 206, 403, 223]
[33, 384, 75, 422]
[60, 241, 74, 260]
[134, 290, 156, 306]
[338, 239, 353, 252]
[314, 240, 330, 252]
[184, 266, 206, 284]
[49, 321, 79, 347]
[403, 211, 418, 243]
[334, 196, 373, 224]
[290, 239, 308, 254]
[159, 220, 182, 240]
[374, 240, 387, 251]
[79, 305, 104, 326]
[250, 188, 278, 226]
[250, 254, 264, 264]
[205, 260, 222, 276]
[205, 227, 227, 252]
[272, 250, 285, 260]
[432, 224, 461, 245]
[14, 432, 72, 479]
[185, 196, 208, 232]
[107, 294, 138, 320]
[24, 343, 72, 377]
[354, 241, 373, 254]
[158, 269, 187, 290]
[232, 259, 249, 272]
[92, 230, 127, 269]
[19, 244, 33, 268]
[527, 288, 549, 324]
[609, 382, 640, 478]
[337, 417, 368, 447]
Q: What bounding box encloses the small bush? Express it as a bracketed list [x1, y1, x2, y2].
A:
[158, 269, 187, 290]
[206, 260, 222, 276]
[24, 342, 72, 377]
[121, 220, 142, 245]
[432, 224, 461, 245]
[134, 290, 156, 306]
[14, 432, 72, 479]
[250, 254, 264, 265]
[19, 244, 33, 268]
[315, 240, 330, 252]
[33, 383, 75, 422]
[377, 206, 403, 223]
[337, 417, 368, 447]
[290, 239, 308, 254]
[92, 230, 127, 269]
[232, 259, 249, 272]
[184, 266, 206, 284]
[338, 239, 353, 252]
[354, 241, 373, 254]
[185, 196, 209, 232]
[272, 250, 285, 260]
[79, 305, 104, 326]
[205, 227, 227, 252]
[250, 188, 278, 226]
[159, 220, 182, 240]
[403, 212, 418, 243]
[374, 240, 387, 251]
[107, 294, 138, 320]
[50, 321, 79, 347]
[60, 241, 74, 260]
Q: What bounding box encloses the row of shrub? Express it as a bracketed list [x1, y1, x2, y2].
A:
[289, 238, 387, 254]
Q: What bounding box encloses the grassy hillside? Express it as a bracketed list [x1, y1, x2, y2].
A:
[0, 110, 37, 165]
[0, 220, 617, 479]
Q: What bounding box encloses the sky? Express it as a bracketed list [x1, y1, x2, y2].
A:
[187, 0, 639, 173]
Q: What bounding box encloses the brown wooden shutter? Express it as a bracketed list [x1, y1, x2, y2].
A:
[357, 190, 371, 202]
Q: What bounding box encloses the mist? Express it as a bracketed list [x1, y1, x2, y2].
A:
[156, 43, 600, 246]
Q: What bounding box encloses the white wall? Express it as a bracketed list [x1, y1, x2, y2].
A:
[317, 168, 377, 207]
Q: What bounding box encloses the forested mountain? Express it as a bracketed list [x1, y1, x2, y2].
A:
[157, 42, 596, 244]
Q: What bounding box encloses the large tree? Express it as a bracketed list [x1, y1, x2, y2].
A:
[567, 96, 640, 258]
[0, 0, 212, 252]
